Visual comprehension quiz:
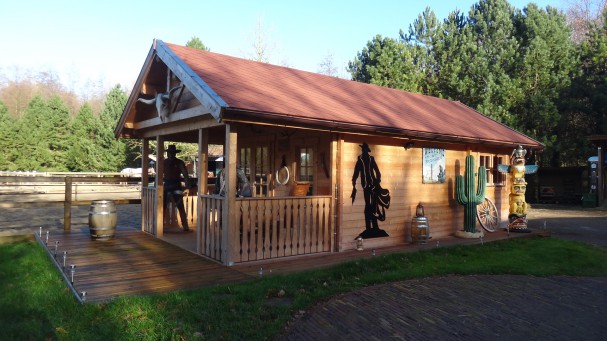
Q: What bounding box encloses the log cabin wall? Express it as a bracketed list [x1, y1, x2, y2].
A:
[339, 136, 511, 251]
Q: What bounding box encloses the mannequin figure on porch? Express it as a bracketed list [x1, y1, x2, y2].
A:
[163, 145, 193, 231]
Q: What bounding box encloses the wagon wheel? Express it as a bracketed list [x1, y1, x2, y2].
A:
[476, 197, 499, 232]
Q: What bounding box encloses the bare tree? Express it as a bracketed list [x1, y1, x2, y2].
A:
[565, 0, 606, 43]
[245, 16, 276, 63]
[318, 53, 339, 77]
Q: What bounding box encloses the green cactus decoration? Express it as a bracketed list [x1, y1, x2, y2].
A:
[455, 155, 486, 233]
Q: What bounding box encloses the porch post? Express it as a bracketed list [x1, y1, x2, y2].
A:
[333, 134, 344, 252]
[141, 139, 150, 232]
[197, 129, 208, 255]
[142, 139, 149, 188]
[156, 136, 165, 238]
[198, 129, 208, 195]
[221, 124, 238, 265]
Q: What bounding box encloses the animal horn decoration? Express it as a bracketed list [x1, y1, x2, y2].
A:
[137, 84, 184, 122]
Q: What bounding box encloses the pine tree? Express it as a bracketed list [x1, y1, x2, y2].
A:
[98, 85, 128, 172]
[513, 4, 577, 166]
[66, 102, 105, 171]
[0, 101, 16, 170]
[348, 35, 421, 92]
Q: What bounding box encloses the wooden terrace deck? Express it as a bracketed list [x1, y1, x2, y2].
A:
[36, 225, 546, 303]
[36, 227, 252, 303]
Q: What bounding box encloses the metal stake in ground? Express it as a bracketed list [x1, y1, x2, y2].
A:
[69, 265, 76, 284]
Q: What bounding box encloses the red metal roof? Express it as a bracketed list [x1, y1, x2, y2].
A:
[165, 42, 542, 148]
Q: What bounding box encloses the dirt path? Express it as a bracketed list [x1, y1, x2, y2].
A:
[527, 204, 607, 247]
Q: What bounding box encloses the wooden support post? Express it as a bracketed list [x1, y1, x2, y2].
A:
[199, 129, 208, 195]
[142, 139, 150, 232]
[156, 136, 165, 238]
[142, 139, 150, 188]
[198, 129, 208, 255]
[334, 135, 343, 251]
[221, 124, 238, 265]
[64, 176, 72, 231]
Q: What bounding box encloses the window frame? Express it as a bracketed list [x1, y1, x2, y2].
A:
[297, 146, 314, 195]
[479, 153, 506, 187]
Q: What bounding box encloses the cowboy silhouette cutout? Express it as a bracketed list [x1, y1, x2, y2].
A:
[351, 142, 390, 239]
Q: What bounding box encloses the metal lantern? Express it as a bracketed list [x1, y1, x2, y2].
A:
[416, 203, 425, 217]
[356, 237, 364, 251]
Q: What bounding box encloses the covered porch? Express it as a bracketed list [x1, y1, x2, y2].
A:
[138, 123, 336, 266]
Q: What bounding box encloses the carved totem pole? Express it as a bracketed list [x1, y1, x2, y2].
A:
[498, 146, 539, 233]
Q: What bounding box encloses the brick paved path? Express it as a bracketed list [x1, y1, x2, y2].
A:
[279, 275, 607, 340]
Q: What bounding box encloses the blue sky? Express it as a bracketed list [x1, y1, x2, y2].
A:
[0, 0, 559, 96]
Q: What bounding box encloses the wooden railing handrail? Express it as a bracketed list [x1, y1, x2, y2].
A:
[0, 175, 142, 183]
[234, 195, 332, 200]
[1, 175, 142, 231]
[0, 199, 141, 209]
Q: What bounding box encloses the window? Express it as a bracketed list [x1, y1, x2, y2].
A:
[255, 146, 269, 196]
[239, 147, 252, 179]
[479, 154, 506, 186]
[239, 145, 270, 196]
[298, 147, 314, 195]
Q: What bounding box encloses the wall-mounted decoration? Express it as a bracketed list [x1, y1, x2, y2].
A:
[137, 84, 184, 122]
[423, 148, 446, 183]
[351, 143, 390, 239]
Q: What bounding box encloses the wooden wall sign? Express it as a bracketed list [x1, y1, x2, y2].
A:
[422, 148, 446, 184]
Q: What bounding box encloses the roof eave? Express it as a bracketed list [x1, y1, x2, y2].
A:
[223, 108, 544, 150]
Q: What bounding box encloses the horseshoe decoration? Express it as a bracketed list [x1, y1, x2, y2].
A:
[276, 155, 290, 186]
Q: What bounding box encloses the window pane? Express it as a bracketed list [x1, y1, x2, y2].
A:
[299, 147, 313, 184]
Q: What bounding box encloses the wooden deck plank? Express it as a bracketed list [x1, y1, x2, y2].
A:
[38, 228, 252, 302]
[37, 224, 546, 303]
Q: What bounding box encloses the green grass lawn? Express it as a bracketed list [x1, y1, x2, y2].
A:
[1, 237, 606, 340]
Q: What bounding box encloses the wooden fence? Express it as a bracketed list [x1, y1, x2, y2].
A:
[0, 174, 141, 230]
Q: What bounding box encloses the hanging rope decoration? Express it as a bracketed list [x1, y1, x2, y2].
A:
[275, 154, 290, 186]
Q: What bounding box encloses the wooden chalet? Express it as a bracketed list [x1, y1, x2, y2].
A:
[115, 39, 543, 266]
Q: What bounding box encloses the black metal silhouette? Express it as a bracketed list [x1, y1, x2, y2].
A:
[351, 143, 390, 239]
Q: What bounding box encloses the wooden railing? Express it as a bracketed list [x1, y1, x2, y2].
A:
[0, 175, 141, 230]
[235, 196, 332, 263]
[164, 188, 198, 229]
[197, 195, 224, 261]
[141, 187, 156, 235]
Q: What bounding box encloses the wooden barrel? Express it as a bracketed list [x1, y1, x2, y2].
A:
[411, 216, 430, 244]
[89, 200, 117, 240]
